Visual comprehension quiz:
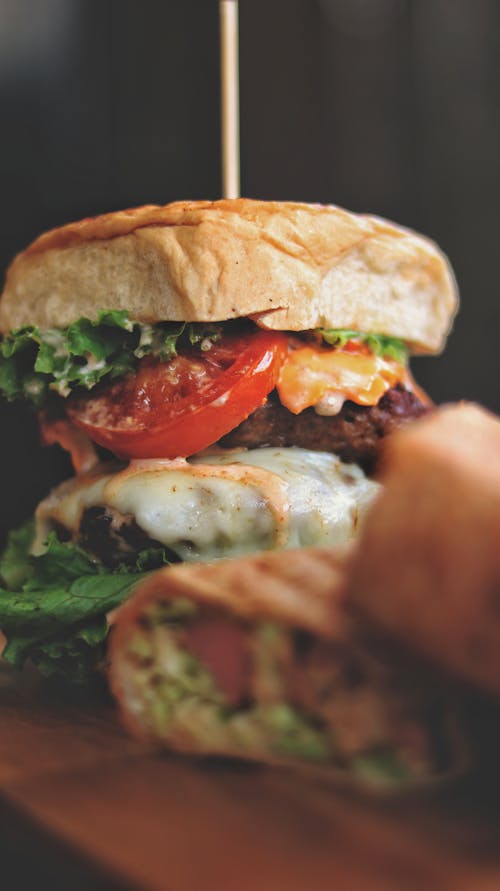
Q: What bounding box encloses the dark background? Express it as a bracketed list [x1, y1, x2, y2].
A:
[0, 0, 499, 538]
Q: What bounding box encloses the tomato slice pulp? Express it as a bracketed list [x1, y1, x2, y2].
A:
[67, 330, 288, 459]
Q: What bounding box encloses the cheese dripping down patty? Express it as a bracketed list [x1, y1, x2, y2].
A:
[33, 447, 380, 562]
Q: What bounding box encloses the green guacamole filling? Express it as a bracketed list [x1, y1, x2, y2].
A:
[125, 603, 415, 780]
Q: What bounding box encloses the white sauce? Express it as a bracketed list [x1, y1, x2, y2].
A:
[34, 448, 379, 562]
[313, 392, 346, 416]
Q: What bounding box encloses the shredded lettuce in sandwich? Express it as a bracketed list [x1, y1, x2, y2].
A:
[319, 329, 408, 364]
[0, 520, 167, 682]
[0, 311, 223, 407]
[0, 312, 410, 409]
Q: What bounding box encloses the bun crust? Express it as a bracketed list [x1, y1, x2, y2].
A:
[112, 545, 347, 642]
[348, 404, 500, 694]
[0, 199, 458, 353]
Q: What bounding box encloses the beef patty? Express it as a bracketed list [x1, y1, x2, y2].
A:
[220, 384, 428, 473]
[78, 506, 180, 569]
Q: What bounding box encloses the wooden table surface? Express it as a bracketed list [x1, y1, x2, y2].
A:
[1, 663, 500, 891]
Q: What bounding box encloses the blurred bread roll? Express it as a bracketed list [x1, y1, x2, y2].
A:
[347, 403, 500, 694]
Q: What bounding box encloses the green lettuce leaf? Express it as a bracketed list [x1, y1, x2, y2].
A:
[0, 312, 222, 406]
[319, 329, 408, 364]
[2, 614, 112, 683]
[0, 571, 145, 639]
[0, 521, 151, 681]
[22, 532, 100, 589]
[0, 572, 145, 665]
[28, 616, 110, 684]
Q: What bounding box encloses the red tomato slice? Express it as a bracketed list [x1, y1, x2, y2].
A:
[184, 617, 250, 706]
[67, 330, 288, 459]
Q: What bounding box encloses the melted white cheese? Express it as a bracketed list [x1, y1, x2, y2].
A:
[34, 448, 379, 562]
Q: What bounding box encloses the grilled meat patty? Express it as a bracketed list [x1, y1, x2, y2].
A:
[54, 385, 425, 567]
[78, 506, 179, 569]
[220, 384, 428, 472]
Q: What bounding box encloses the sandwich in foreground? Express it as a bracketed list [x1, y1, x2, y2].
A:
[109, 404, 500, 783]
[109, 548, 461, 785]
[0, 199, 458, 680]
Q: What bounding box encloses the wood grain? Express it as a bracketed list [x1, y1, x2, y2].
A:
[1, 664, 500, 891]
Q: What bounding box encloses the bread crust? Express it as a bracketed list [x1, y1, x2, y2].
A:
[111, 546, 347, 643]
[0, 199, 458, 353]
[347, 404, 500, 694]
[109, 546, 349, 758]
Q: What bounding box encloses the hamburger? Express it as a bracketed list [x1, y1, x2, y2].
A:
[110, 405, 498, 784]
[0, 199, 458, 681]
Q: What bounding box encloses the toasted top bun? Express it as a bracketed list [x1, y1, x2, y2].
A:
[0, 199, 458, 353]
[347, 403, 500, 695]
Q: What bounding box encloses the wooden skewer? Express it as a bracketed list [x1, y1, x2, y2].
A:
[219, 0, 240, 199]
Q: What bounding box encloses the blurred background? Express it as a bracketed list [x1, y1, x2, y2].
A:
[0, 0, 499, 538]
